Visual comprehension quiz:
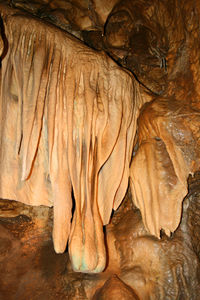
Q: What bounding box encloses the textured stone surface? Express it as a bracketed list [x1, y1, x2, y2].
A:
[92, 275, 139, 300]
[0, 176, 199, 299]
[0, 0, 200, 298]
[0, 3, 139, 273]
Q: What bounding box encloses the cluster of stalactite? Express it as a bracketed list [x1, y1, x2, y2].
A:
[0, 0, 200, 280]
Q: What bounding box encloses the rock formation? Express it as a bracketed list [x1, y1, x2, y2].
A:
[0, 3, 143, 272]
[0, 0, 199, 298]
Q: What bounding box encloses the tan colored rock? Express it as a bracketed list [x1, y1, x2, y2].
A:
[91, 0, 120, 25]
[0, 4, 143, 273]
[103, 0, 200, 242]
[130, 97, 200, 238]
[92, 275, 140, 300]
[1, 0, 200, 281]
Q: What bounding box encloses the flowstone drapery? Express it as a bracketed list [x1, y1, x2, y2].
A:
[0, 1, 200, 298]
[0, 4, 145, 273]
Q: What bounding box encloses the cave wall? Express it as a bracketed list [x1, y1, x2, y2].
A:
[0, 0, 199, 299]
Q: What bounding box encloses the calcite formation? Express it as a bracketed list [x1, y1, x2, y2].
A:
[0, 4, 146, 273]
[130, 97, 200, 237]
[0, 180, 199, 299]
[0, 2, 199, 299]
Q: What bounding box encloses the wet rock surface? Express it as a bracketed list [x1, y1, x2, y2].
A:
[0, 175, 200, 299]
[0, 0, 200, 298]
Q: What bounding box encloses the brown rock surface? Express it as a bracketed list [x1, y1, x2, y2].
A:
[0, 175, 199, 299]
[0, 0, 199, 298]
[0, 3, 141, 273]
[92, 275, 139, 300]
[130, 96, 200, 238]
